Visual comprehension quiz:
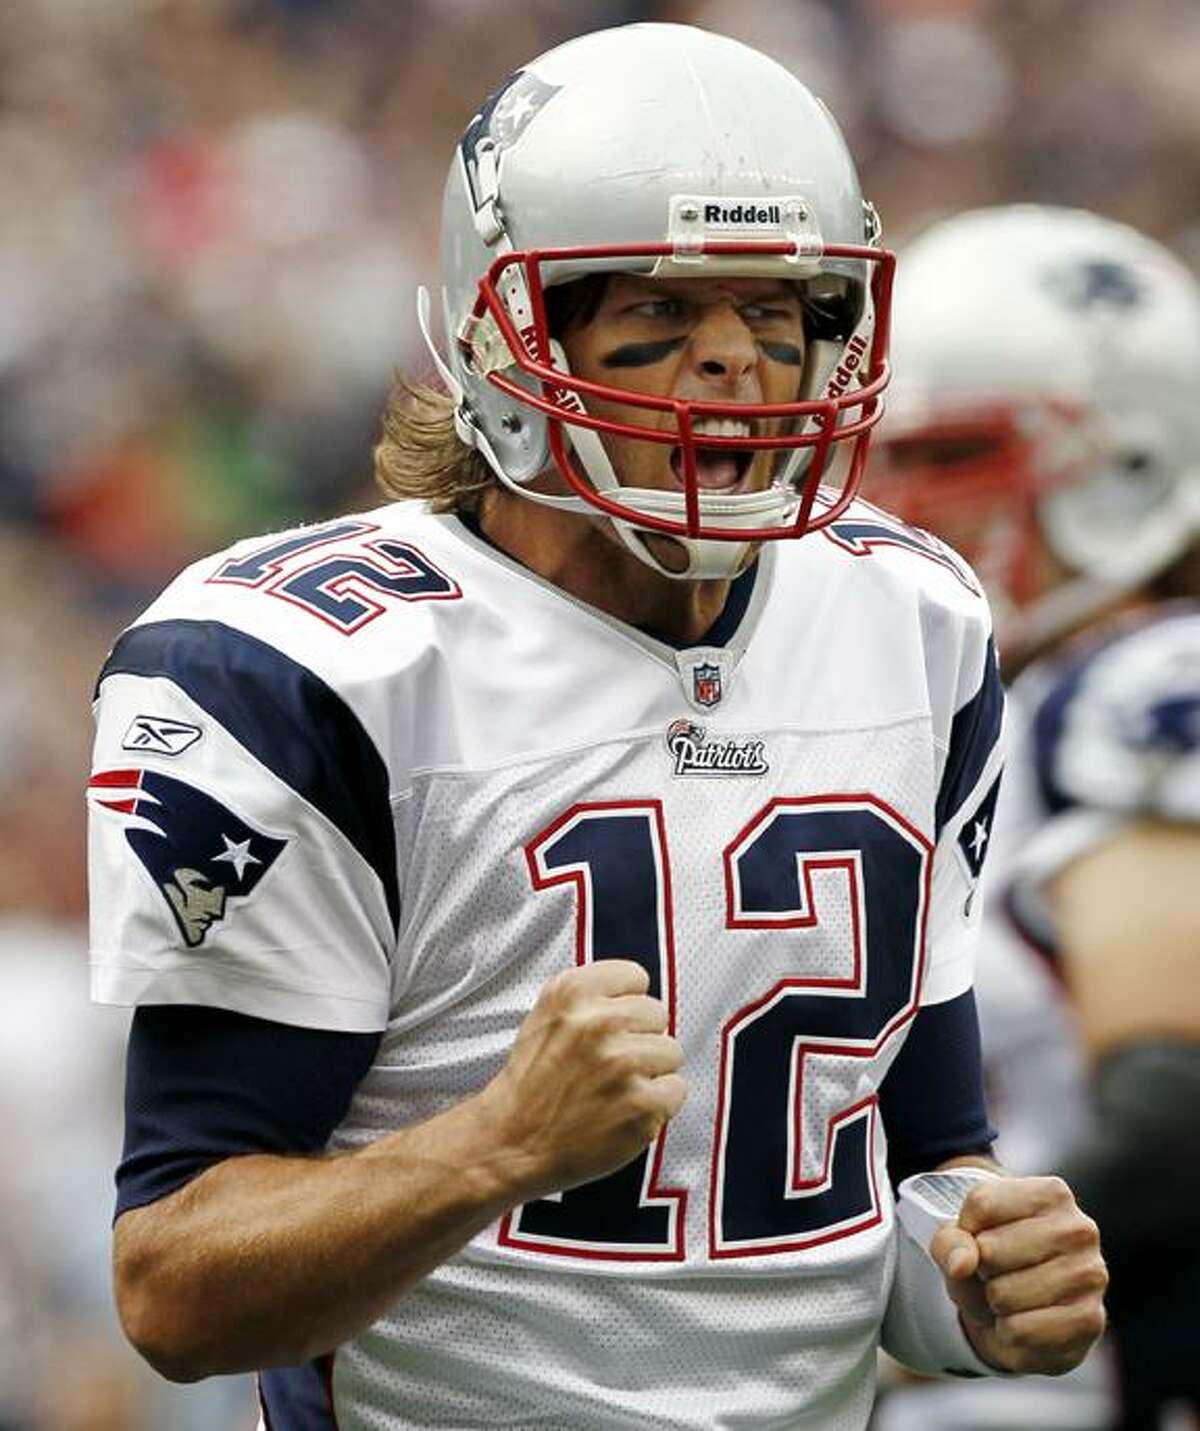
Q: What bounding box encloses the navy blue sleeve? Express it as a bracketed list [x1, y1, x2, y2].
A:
[116, 1005, 381, 1218]
[879, 990, 996, 1189]
[935, 636, 1004, 838]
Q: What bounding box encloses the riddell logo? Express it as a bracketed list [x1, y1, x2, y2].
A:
[824, 333, 869, 399]
[704, 203, 782, 226]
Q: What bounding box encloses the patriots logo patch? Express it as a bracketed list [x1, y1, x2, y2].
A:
[88, 769, 286, 947]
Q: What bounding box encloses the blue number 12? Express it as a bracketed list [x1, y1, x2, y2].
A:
[501, 795, 929, 1263]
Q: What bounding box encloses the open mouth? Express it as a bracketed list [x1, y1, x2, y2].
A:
[669, 419, 755, 492]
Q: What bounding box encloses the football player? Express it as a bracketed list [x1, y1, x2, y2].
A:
[88, 31, 1105, 1430]
[868, 203, 1200, 1429]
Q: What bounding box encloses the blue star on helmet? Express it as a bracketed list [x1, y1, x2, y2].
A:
[88, 768, 286, 947]
[482, 72, 559, 150]
[459, 71, 561, 212]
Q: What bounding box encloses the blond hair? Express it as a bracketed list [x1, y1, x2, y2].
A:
[373, 375, 494, 514]
[374, 277, 613, 513]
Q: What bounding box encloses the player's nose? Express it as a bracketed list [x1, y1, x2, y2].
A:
[687, 304, 759, 393]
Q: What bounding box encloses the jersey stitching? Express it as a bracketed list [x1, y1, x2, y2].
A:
[396, 707, 938, 788]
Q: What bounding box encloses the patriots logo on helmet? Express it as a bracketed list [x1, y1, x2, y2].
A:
[460, 70, 560, 213]
[88, 769, 286, 947]
[1043, 258, 1144, 313]
[1122, 692, 1200, 753]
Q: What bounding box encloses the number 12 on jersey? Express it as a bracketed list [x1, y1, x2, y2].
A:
[499, 796, 930, 1263]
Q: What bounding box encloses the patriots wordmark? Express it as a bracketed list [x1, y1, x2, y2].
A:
[666, 720, 769, 777]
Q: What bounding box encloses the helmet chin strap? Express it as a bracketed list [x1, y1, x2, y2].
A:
[627, 533, 751, 581]
[606, 483, 794, 580]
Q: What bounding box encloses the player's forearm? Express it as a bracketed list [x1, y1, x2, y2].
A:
[114, 1088, 526, 1380]
[115, 961, 684, 1381]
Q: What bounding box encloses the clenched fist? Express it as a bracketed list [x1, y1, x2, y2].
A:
[930, 1173, 1108, 1375]
[479, 959, 688, 1204]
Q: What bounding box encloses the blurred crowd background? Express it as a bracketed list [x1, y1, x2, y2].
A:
[2, 0, 1198, 1425]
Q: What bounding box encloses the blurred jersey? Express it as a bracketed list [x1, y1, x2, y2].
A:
[1011, 602, 1200, 1431]
[1012, 600, 1200, 908]
[88, 499, 1001, 1430]
[882, 603, 1200, 1431]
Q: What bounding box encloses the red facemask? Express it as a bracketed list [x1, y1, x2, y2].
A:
[463, 240, 896, 542]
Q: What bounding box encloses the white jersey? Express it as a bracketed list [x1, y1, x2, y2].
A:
[88, 500, 1003, 1431]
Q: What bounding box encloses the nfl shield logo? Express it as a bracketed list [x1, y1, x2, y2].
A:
[692, 662, 722, 708]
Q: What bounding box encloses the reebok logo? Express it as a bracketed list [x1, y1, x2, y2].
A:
[122, 715, 204, 756]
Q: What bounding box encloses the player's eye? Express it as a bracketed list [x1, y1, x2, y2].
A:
[739, 303, 798, 323]
[627, 298, 687, 320]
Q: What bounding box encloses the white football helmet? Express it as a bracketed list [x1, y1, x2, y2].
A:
[422, 23, 894, 579]
[868, 205, 1200, 661]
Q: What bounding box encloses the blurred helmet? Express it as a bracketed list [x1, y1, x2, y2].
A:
[423, 22, 893, 579]
[868, 204, 1200, 662]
